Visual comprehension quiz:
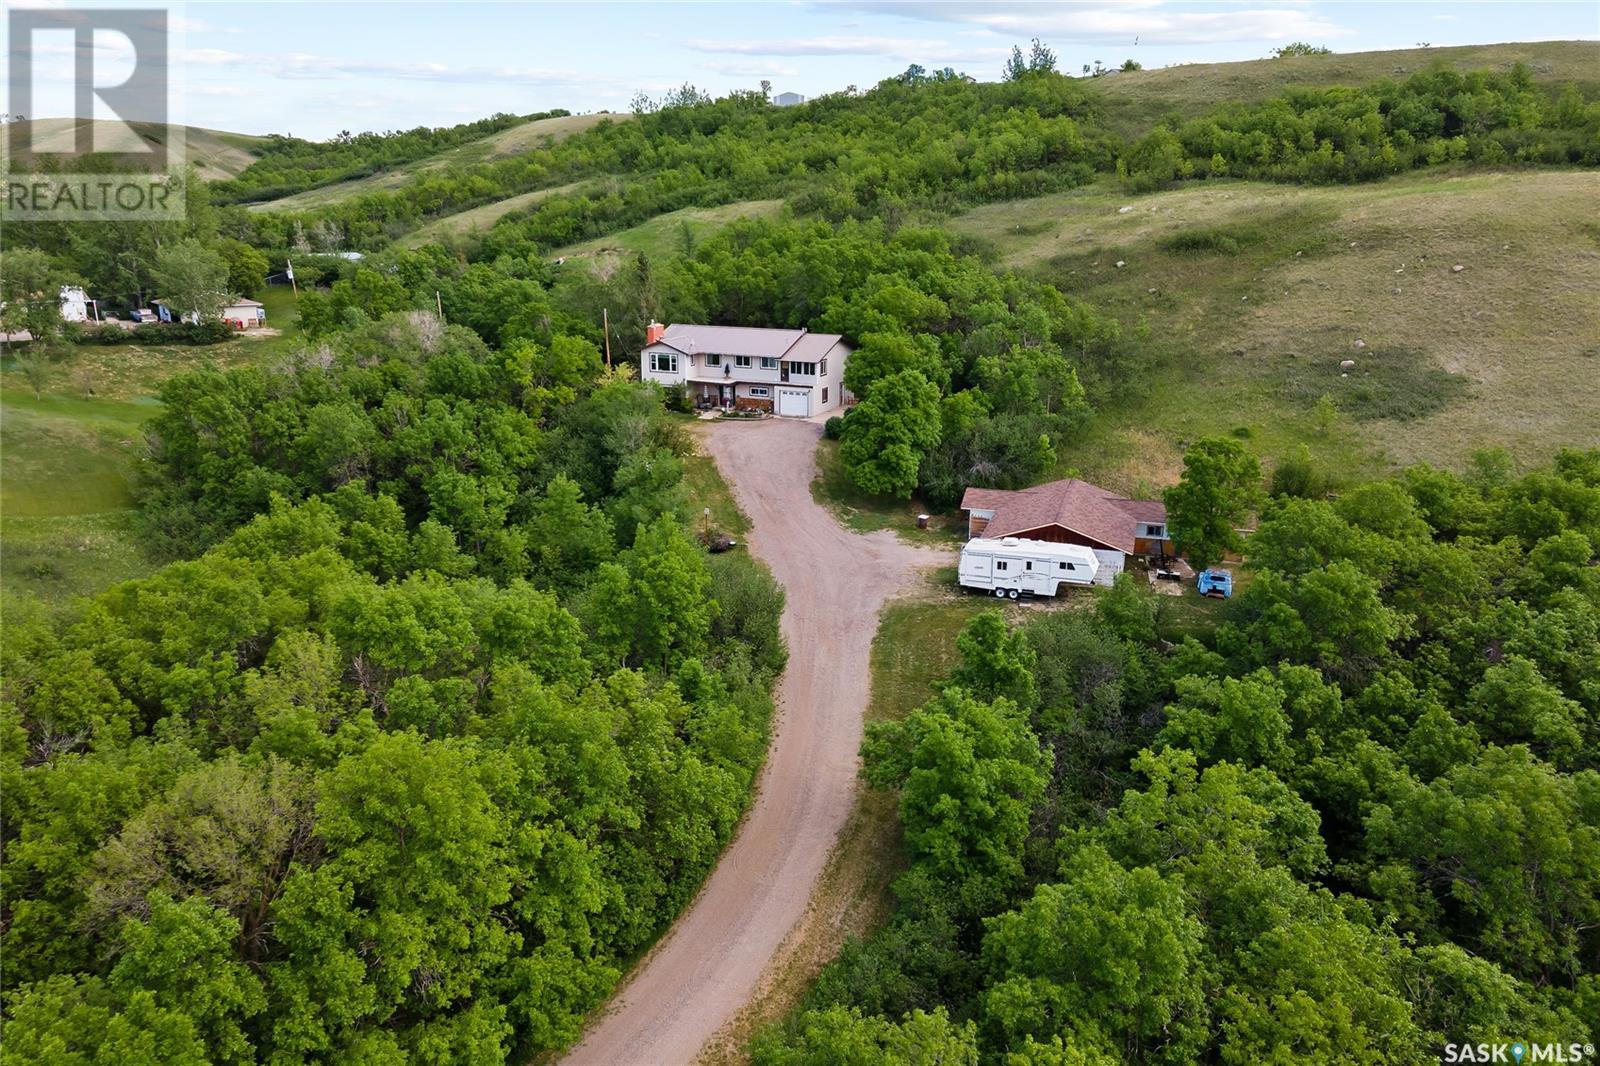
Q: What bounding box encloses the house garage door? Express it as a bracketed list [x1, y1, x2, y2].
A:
[776, 388, 811, 418]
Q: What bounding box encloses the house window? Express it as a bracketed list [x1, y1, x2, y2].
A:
[705, 354, 721, 367]
[759, 356, 779, 370]
[650, 351, 678, 373]
[820, 358, 827, 375]
[1143, 523, 1166, 539]
[787, 361, 817, 376]
[734, 355, 753, 368]
[748, 386, 770, 397]
[822, 387, 829, 403]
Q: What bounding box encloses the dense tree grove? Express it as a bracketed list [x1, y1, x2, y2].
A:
[756, 449, 1600, 1064]
[1121, 65, 1600, 189]
[1, 311, 788, 1062]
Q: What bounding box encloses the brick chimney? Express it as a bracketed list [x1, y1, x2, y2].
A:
[645, 321, 665, 346]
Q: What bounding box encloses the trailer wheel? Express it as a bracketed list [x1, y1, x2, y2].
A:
[993, 588, 1006, 598]
[1007, 588, 1020, 600]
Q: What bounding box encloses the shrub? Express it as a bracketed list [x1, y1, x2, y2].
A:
[823, 415, 846, 440]
[663, 383, 692, 414]
[86, 320, 236, 346]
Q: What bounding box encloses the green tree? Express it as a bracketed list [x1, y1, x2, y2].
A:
[1164, 436, 1262, 569]
[108, 894, 266, 1065]
[864, 688, 1049, 914]
[946, 610, 1038, 714]
[1272, 42, 1333, 57]
[216, 239, 270, 299]
[151, 239, 230, 322]
[839, 370, 942, 498]
[981, 844, 1208, 1062]
[754, 1006, 980, 1065]
[1364, 745, 1600, 982]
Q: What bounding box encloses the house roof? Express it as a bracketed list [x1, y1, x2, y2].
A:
[652, 324, 805, 359]
[224, 298, 264, 308]
[785, 332, 843, 361]
[647, 324, 845, 361]
[960, 478, 1167, 554]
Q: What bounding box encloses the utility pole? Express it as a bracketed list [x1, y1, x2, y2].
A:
[286, 259, 298, 296]
[602, 307, 612, 367]
[435, 290, 443, 321]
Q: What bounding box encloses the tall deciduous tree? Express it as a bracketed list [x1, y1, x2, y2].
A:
[1164, 436, 1262, 569]
[839, 370, 942, 498]
[151, 239, 231, 322]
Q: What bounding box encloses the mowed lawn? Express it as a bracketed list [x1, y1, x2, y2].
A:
[1, 286, 304, 607]
[949, 168, 1600, 490]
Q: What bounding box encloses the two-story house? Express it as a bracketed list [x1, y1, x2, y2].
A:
[959, 478, 1173, 586]
[639, 322, 851, 418]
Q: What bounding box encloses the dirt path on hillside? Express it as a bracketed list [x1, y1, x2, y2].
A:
[563, 418, 940, 1066]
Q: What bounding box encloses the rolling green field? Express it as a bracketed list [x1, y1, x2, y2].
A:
[247, 112, 623, 213]
[1083, 40, 1600, 138]
[6, 119, 269, 180]
[0, 286, 304, 609]
[949, 168, 1600, 492]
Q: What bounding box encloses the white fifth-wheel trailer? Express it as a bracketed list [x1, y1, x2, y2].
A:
[958, 536, 1100, 599]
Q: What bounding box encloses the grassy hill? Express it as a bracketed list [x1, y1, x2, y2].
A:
[246, 112, 622, 213]
[399, 180, 594, 248]
[1084, 40, 1600, 138]
[7, 118, 268, 180]
[949, 168, 1600, 490]
[550, 199, 787, 264]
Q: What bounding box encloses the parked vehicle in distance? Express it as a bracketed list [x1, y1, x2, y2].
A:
[1197, 568, 1234, 598]
[959, 536, 1100, 599]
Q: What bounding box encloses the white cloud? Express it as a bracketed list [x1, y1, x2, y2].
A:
[828, 1, 1353, 46]
[171, 47, 613, 91]
[702, 59, 802, 78]
[688, 34, 948, 57]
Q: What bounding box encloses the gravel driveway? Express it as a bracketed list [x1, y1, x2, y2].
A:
[563, 417, 940, 1065]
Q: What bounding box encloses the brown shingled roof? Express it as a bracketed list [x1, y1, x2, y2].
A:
[959, 478, 1167, 554]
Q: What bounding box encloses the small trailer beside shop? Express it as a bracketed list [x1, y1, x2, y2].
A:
[958, 536, 1100, 599]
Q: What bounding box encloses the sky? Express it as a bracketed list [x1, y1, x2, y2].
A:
[7, 1, 1599, 139]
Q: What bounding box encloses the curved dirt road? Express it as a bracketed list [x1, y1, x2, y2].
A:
[563, 417, 936, 1066]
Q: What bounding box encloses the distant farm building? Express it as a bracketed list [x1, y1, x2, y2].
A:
[960, 478, 1173, 586]
[222, 298, 266, 329]
[774, 91, 806, 107]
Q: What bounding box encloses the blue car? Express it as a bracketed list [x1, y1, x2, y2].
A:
[1197, 569, 1233, 598]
